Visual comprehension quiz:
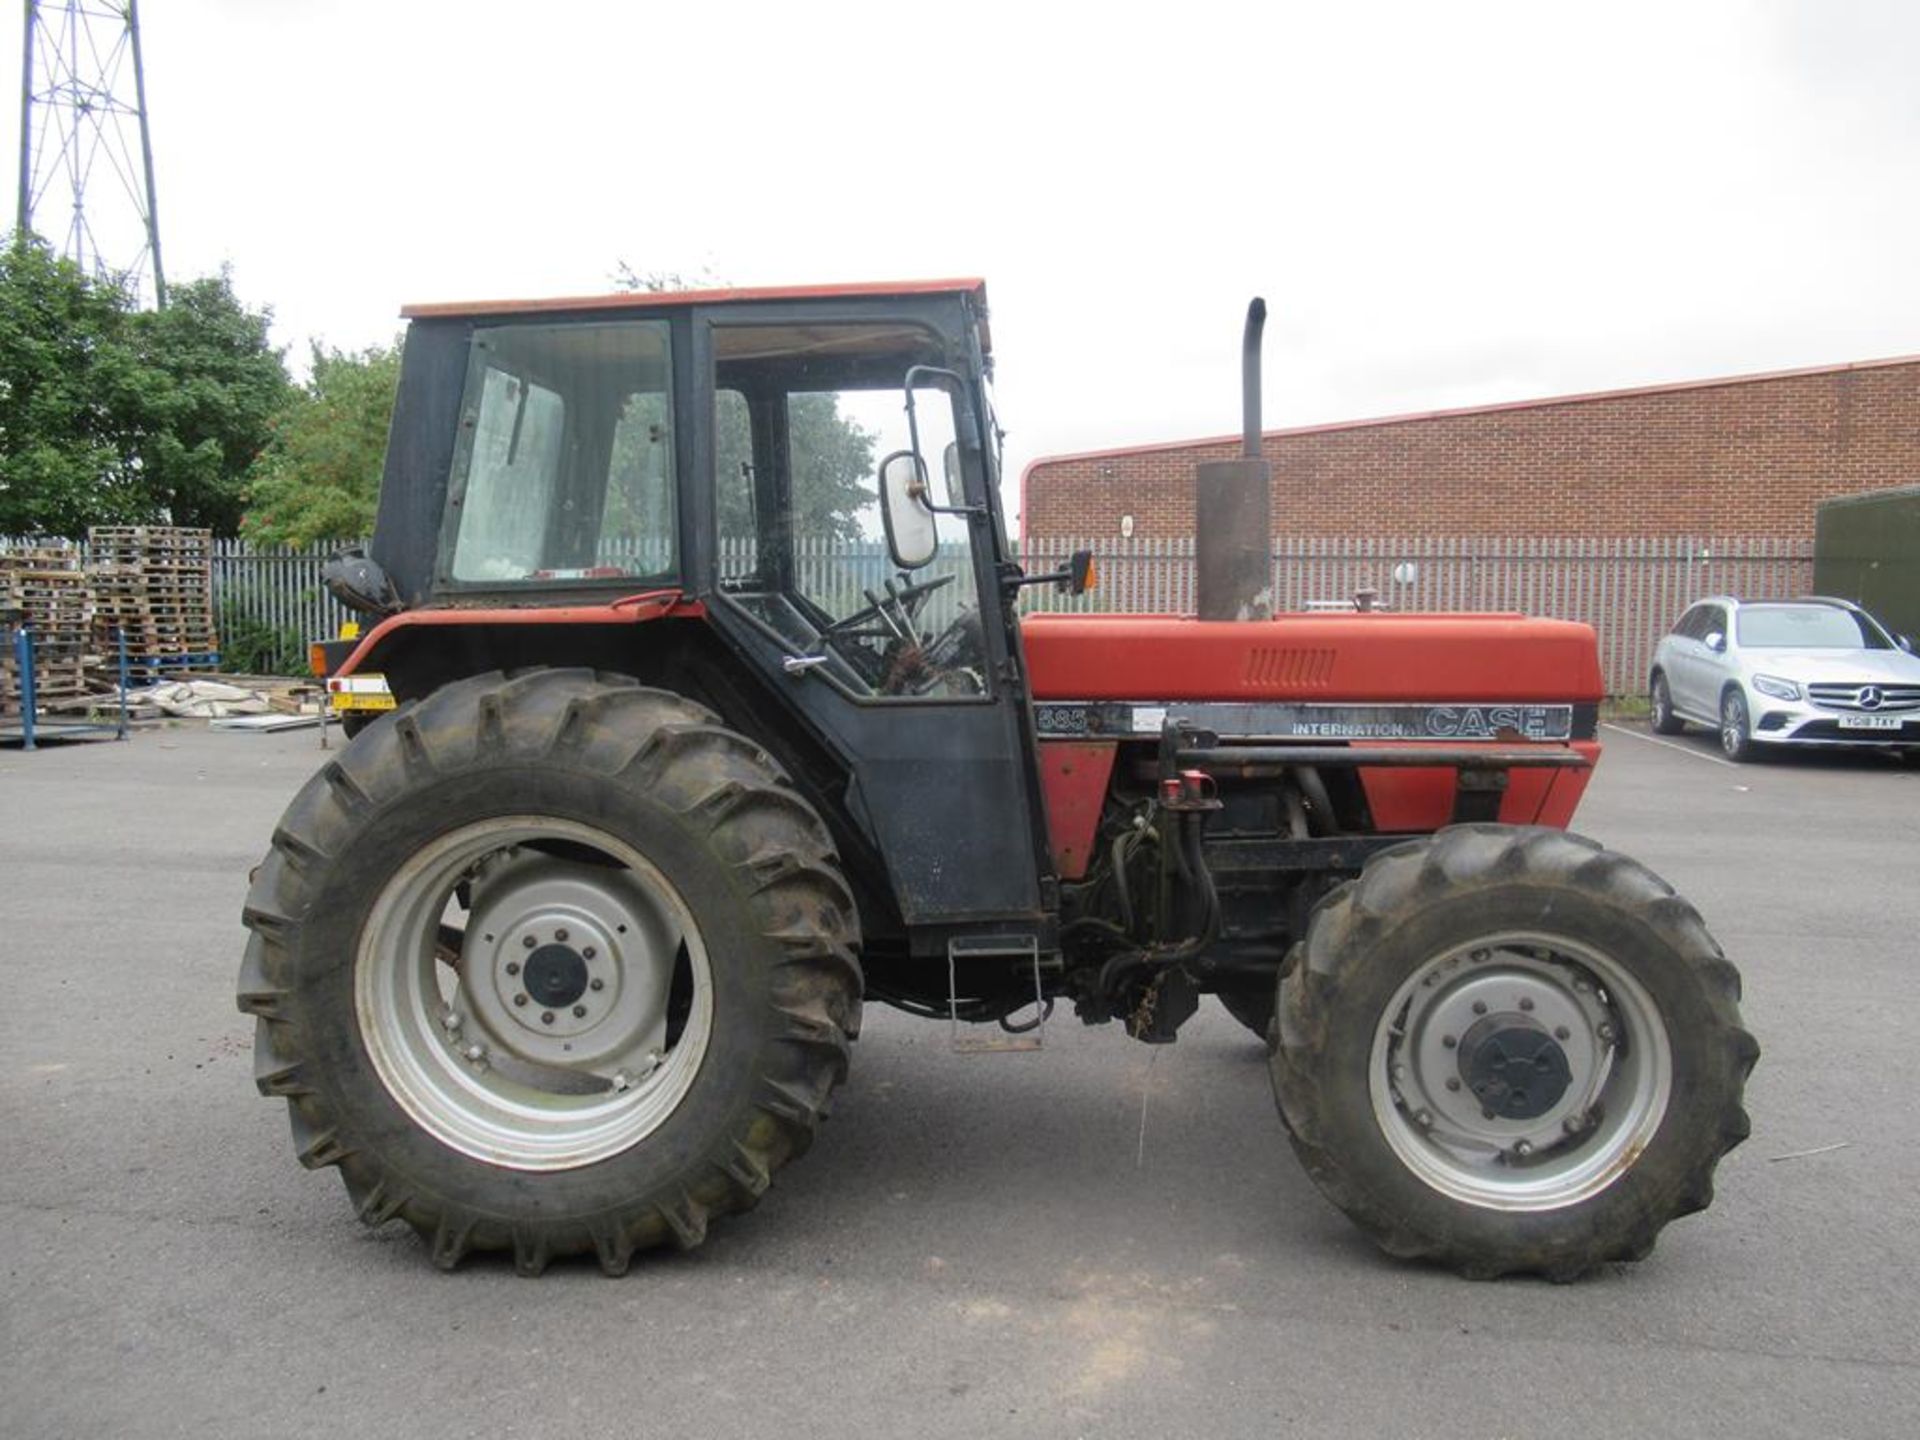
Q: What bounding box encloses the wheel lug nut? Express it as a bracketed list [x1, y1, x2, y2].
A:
[1471, 949, 1490, 963]
[522, 935, 536, 950]
[1563, 1116, 1583, 1134]
[1445, 1078, 1462, 1092]
[541, 1011, 555, 1025]
[572, 1004, 587, 1018]
[1514, 1140, 1534, 1158]
[589, 978, 605, 992]
[506, 962, 520, 976]
[1482, 1107, 1497, 1120]
[1597, 1023, 1616, 1043]
[513, 994, 528, 1007]
[1442, 1034, 1457, 1049]
[1471, 1001, 1488, 1015]
[555, 928, 569, 942]
[1414, 1109, 1434, 1128]
[1518, 997, 1535, 1012]
[464, 1043, 485, 1062]
[1554, 1025, 1571, 1040]
[583, 946, 596, 959]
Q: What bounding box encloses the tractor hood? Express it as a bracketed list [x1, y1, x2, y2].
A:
[1020, 613, 1604, 703]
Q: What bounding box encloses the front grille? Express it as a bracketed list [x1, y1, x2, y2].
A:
[1806, 683, 1920, 713]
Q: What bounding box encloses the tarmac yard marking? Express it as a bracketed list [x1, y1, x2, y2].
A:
[1601, 722, 1741, 769]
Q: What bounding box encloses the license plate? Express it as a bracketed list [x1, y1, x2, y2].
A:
[329, 674, 395, 713]
[1837, 714, 1903, 731]
[333, 693, 396, 713]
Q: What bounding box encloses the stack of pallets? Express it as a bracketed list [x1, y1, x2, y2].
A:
[87, 526, 220, 683]
[1, 544, 96, 712]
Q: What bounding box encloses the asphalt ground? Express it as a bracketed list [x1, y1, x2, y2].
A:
[2, 719, 1917, 1439]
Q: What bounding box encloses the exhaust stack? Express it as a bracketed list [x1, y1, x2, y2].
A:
[1195, 298, 1274, 621]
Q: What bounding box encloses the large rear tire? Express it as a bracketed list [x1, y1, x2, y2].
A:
[238, 669, 862, 1273]
[1272, 825, 1756, 1280]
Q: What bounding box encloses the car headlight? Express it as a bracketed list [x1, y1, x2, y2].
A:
[1751, 674, 1801, 701]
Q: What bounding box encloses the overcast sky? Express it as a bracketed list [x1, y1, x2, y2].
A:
[9, 0, 1917, 528]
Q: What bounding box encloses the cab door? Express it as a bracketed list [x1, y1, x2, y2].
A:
[690, 304, 1049, 936]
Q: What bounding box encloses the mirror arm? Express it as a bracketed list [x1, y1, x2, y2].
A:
[1001, 549, 1096, 598]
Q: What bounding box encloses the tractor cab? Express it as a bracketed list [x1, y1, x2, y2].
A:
[339, 280, 1059, 954]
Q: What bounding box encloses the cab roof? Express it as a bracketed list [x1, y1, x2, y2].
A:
[401, 277, 989, 327]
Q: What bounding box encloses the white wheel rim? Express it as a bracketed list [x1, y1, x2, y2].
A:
[355, 816, 714, 1172]
[1368, 931, 1672, 1211]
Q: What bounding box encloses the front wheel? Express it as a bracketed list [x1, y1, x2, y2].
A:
[1720, 688, 1756, 762]
[1272, 826, 1756, 1280]
[238, 669, 862, 1273]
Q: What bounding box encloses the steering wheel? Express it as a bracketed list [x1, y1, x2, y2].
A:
[821, 573, 955, 646]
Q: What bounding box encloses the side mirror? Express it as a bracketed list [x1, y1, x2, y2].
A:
[1704, 631, 1726, 653]
[322, 548, 401, 617]
[879, 450, 938, 570]
[1060, 549, 1096, 596]
[1898, 634, 1914, 654]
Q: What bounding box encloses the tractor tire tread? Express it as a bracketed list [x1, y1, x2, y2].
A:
[238, 668, 862, 1273]
[1273, 823, 1756, 1280]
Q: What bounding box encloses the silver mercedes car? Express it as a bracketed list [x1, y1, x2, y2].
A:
[1649, 596, 1920, 761]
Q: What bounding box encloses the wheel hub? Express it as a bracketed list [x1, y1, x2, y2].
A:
[454, 852, 674, 1067]
[1458, 1018, 1573, 1120]
[524, 943, 590, 1008]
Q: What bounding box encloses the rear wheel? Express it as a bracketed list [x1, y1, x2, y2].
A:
[1719, 688, 1756, 762]
[1649, 672, 1684, 735]
[239, 669, 862, 1273]
[1272, 825, 1756, 1280]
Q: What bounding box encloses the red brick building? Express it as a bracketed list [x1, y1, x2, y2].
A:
[1019, 354, 1920, 543]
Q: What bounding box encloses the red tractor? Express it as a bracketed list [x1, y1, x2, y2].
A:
[241, 281, 1755, 1279]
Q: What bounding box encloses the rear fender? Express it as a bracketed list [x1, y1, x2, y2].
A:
[335, 593, 703, 700]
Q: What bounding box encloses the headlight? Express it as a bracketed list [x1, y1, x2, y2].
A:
[1751, 674, 1801, 701]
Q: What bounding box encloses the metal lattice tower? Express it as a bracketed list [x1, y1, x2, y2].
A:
[16, 0, 164, 306]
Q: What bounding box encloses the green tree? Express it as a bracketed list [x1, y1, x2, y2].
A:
[130, 271, 294, 533]
[0, 237, 146, 533]
[0, 235, 289, 536]
[713, 392, 877, 545]
[241, 342, 402, 546]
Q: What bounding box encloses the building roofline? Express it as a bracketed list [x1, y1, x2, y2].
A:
[1021, 350, 1920, 475]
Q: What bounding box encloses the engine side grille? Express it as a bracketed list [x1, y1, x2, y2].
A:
[1245, 646, 1337, 688]
[1807, 682, 1920, 713]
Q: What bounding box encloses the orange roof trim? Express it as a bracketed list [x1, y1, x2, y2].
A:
[401, 277, 989, 321]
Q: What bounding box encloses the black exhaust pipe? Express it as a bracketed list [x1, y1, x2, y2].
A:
[1195, 298, 1274, 621]
[1242, 297, 1266, 460]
